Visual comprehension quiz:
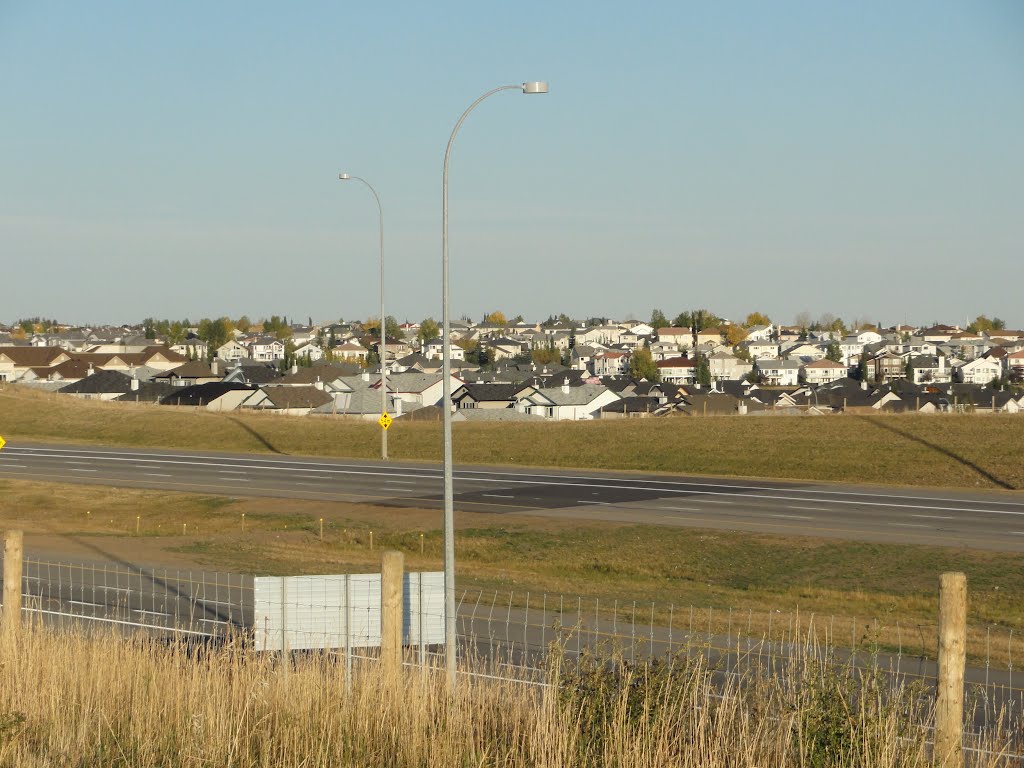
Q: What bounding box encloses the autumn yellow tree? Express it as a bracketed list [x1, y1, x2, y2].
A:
[744, 312, 771, 327]
[725, 324, 749, 347]
[483, 311, 507, 326]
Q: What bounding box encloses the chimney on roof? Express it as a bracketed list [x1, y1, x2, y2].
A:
[87, 363, 94, 376]
[561, 377, 570, 394]
[361, 369, 370, 382]
[131, 376, 139, 391]
[290, 363, 298, 375]
[314, 376, 323, 390]
[211, 359, 219, 377]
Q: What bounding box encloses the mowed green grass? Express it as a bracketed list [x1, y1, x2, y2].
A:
[2, 385, 1024, 489]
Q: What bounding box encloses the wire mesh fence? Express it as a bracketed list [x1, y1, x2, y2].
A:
[2, 555, 1022, 748]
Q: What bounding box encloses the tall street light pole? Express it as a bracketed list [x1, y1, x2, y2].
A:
[441, 81, 549, 684]
[339, 173, 389, 461]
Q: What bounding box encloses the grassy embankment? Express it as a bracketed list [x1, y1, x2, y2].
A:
[3, 478, 1022, 664]
[0, 625, 1016, 767]
[2, 384, 1024, 489]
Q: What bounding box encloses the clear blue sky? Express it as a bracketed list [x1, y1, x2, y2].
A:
[2, 1, 1022, 328]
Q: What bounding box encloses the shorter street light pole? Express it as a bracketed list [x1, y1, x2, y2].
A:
[339, 173, 388, 461]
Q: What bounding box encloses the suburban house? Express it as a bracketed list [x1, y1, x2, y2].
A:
[873, 351, 907, 382]
[241, 385, 334, 415]
[293, 342, 324, 362]
[451, 383, 525, 410]
[376, 372, 465, 409]
[517, 381, 620, 420]
[656, 356, 697, 385]
[216, 339, 248, 361]
[955, 357, 1002, 385]
[333, 342, 369, 362]
[801, 358, 849, 385]
[754, 358, 801, 386]
[248, 337, 286, 361]
[708, 351, 752, 381]
[152, 361, 223, 388]
[421, 338, 465, 361]
[160, 382, 258, 410]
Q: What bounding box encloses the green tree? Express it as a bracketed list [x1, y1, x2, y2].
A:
[650, 309, 669, 329]
[825, 341, 843, 363]
[197, 317, 233, 353]
[235, 315, 252, 333]
[417, 318, 441, 343]
[629, 347, 659, 381]
[696, 354, 712, 387]
[531, 339, 561, 366]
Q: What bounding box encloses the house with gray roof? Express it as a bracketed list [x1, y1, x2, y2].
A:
[517, 381, 620, 420]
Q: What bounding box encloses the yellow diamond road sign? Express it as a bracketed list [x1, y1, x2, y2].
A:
[378, 413, 392, 431]
[0, 435, 5, 451]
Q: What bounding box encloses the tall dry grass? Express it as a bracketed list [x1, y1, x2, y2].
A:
[0, 624, 1018, 767]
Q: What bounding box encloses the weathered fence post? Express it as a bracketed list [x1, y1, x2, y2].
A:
[2, 530, 23, 635]
[935, 572, 967, 768]
[381, 550, 404, 677]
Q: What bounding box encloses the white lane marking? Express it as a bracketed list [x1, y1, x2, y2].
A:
[68, 600, 103, 607]
[787, 506, 826, 512]
[64, 461, 94, 465]
[890, 523, 928, 528]
[144, 473, 173, 478]
[661, 506, 700, 512]
[100, 586, 131, 594]
[70, 468, 97, 473]
[384, 480, 418, 485]
[481, 494, 514, 499]
[14, 444, 1024, 509]
[1011, 532, 1024, 536]
[293, 482, 318, 486]
[0, 463, 27, 468]
[195, 599, 233, 606]
[771, 514, 814, 521]
[9, 446, 1023, 517]
[577, 500, 610, 505]
[699, 498, 734, 504]
[133, 609, 171, 617]
[219, 470, 248, 475]
[912, 514, 954, 520]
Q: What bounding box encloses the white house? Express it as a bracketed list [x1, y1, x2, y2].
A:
[755, 358, 801, 386]
[656, 356, 697, 385]
[957, 357, 1002, 385]
[293, 342, 325, 362]
[518, 381, 620, 420]
[248, 336, 286, 361]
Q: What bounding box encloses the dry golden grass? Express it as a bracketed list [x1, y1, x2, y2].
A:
[3, 384, 1024, 489]
[0, 623, 1015, 767]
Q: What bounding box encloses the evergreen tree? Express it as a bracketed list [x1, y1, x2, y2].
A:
[696, 354, 712, 387]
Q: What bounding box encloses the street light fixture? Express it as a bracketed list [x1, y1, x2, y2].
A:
[339, 173, 389, 461]
[441, 81, 549, 684]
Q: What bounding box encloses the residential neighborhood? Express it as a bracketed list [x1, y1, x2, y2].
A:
[2, 312, 1023, 420]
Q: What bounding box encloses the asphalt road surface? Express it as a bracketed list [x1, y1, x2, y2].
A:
[2, 440, 1024, 551]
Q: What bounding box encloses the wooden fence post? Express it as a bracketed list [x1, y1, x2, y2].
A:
[935, 572, 967, 768]
[3, 530, 24, 635]
[381, 550, 404, 678]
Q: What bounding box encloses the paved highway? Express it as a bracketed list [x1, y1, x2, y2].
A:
[2, 441, 1024, 551]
